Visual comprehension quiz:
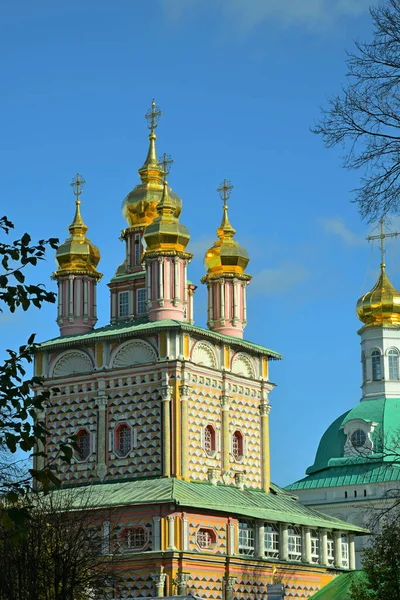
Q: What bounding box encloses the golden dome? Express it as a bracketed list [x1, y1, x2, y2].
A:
[55, 198, 102, 279]
[203, 182, 249, 277]
[143, 179, 191, 254]
[357, 263, 400, 327]
[121, 101, 182, 228]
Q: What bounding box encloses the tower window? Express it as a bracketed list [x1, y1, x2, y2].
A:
[351, 429, 366, 448]
[371, 350, 382, 381]
[204, 425, 216, 455]
[388, 348, 399, 380]
[136, 288, 147, 315]
[115, 423, 132, 457]
[119, 291, 130, 317]
[232, 430, 244, 460]
[75, 428, 91, 461]
[264, 523, 279, 558]
[121, 526, 148, 551]
[288, 526, 302, 561]
[238, 521, 255, 555]
[361, 351, 367, 383]
[134, 233, 141, 265]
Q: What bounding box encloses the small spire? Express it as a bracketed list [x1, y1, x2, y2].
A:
[141, 99, 163, 170]
[367, 219, 399, 269]
[216, 179, 236, 239]
[69, 174, 88, 236]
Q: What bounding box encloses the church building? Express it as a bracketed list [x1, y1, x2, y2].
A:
[286, 223, 400, 569]
[34, 101, 364, 599]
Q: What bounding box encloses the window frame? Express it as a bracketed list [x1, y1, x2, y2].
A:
[310, 529, 320, 563]
[114, 422, 132, 458]
[288, 525, 302, 562]
[264, 522, 279, 558]
[371, 349, 382, 381]
[238, 521, 255, 556]
[232, 430, 244, 461]
[196, 527, 217, 551]
[119, 291, 130, 318]
[120, 525, 148, 552]
[327, 533, 334, 566]
[388, 348, 399, 380]
[75, 428, 91, 462]
[341, 534, 349, 568]
[204, 424, 216, 455]
[134, 233, 141, 265]
[136, 288, 147, 315]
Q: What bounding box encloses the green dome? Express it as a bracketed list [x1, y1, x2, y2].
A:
[306, 397, 400, 476]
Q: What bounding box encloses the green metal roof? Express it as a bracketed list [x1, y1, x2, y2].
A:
[52, 478, 365, 532]
[310, 570, 366, 599]
[109, 270, 146, 283]
[286, 462, 400, 491]
[39, 318, 282, 359]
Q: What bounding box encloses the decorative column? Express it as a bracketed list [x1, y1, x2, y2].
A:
[152, 517, 161, 551]
[320, 529, 329, 567]
[280, 524, 289, 562]
[161, 384, 172, 477]
[349, 534, 356, 570]
[260, 386, 272, 492]
[224, 576, 237, 600]
[256, 521, 265, 558]
[228, 519, 235, 556]
[220, 393, 231, 475]
[167, 515, 176, 550]
[302, 527, 312, 564]
[177, 573, 190, 595]
[96, 393, 108, 481]
[151, 569, 167, 597]
[180, 384, 190, 480]
[182, 514, 189, 551]
[334, 531, 342, 568]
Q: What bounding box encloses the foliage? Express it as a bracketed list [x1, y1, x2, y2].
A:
[349, 519, 400, 600]
[313, 0, 400, 220]
[0, 216, 73, 507]
[0, 490, 119, 600]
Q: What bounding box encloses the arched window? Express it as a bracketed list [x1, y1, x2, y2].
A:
[115, 423, 131, 457]
[388, 348, 399, 380]
[351, 429, 366, 448]
[371, 350, 382, 381]
[204, 425, 216, 454]
[232, 430, 244, 460]
[76, 429, 90, 461]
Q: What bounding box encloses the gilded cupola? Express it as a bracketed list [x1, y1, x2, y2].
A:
[54, 174, 102, 279]
[357, 263, 400, 327]
[203, 180, 249, 277]
[121, 100, 182, 228]
[143, 178, 191, 254]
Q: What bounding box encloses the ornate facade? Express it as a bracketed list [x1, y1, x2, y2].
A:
[35, 101, 364, 599]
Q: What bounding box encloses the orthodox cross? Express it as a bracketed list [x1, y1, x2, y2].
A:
[217, 179, 233, 207]
[70, 173, 85, 201]
[367, 219, 399, 265]
[145, 99, 162, 132]
[159, 153, 173, 181]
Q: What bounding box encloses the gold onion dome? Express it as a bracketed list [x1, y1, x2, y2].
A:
[356, 263, 400, 327]
[143, 179, 191, 253]
[122, 100, 182, 228]
[204, 180, 249, 277]
[55, 175, 102, 279]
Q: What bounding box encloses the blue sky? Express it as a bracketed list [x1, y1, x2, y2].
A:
[2, 0, 395, 487]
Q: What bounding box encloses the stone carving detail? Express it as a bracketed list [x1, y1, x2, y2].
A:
[52, 351, 93, 378]
[112, 340, 157, 368]
[232, 353, 255, 378]
[192, 341, 217, 369]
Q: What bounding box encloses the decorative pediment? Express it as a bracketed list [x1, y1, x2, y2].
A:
[191, 341, 218, 369]
[51, 351, 93, 377]
[231, 353, 255, 378]
[112, 339, 157, 368]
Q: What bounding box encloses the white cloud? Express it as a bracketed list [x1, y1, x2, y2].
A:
[162, 0, 372, 31]
[250, 263, 309, 295]
[319, 216, 364, 246]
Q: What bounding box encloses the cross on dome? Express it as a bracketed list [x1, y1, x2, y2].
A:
[70, 173, 86, 202]
[217, 179, 233, 206]
[159, 153, 173, 180]
[145, 99, 162, 133]
[367, 219, 399, 267]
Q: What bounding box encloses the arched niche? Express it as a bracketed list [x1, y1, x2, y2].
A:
[191, 341, 218, 369]
[51, 350, 93, 378]
[231, 353, 255, 378]
[111, 339, 157, 368]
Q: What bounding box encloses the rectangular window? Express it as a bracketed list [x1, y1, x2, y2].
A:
[137, 288, 147, 314]
[238, 521, 255, 556]
[288, 526, 302, 561]
[327, 536, 334, 566]
[134, 233, 141, 265]
[341, 535, 349, 568]
[264, 523, 279, 558]
[119, 291, 129, 317]
[311, 530, 320, 563]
